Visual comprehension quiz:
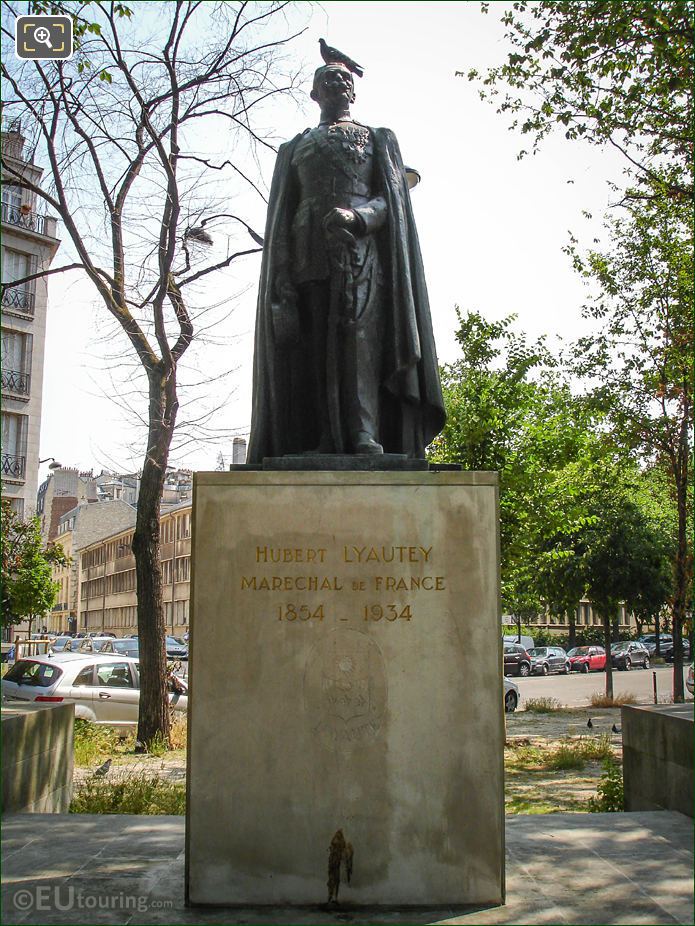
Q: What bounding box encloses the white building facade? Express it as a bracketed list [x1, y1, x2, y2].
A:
[1, 121, 60, 518]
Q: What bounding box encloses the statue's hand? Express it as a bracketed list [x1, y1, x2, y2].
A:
[323, 207, 359, 246]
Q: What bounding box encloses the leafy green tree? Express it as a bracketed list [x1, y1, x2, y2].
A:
[430, 309, 677, 687]
[1, 500, 68, 635]
[538, 468, 675, 697]
[465, 0, 693, 200]
[429, 309, 602, 624]
[430, 310, 549, 618]
[570, 192, 693, 698]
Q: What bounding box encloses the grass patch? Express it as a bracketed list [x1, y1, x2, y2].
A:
[507, 735, 613, 773]
[506, 797, 560, 814]
[589, 691, 638, 708]
[74, 715, 188, 767]
[70, 771, 185, 815]
[73, 720, 131, 766]
[524, 697, 562, 713]
[169, 715, 188, 750]
[548, 735, 613, 770]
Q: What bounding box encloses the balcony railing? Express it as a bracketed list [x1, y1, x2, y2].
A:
[1, 453, 26, 479]
[1, 369, 30, 395]
[1, 200, 47, 235]
[1, 287, 35, 316]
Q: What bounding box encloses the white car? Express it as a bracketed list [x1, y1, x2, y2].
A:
[504, 676, 520, 713]
[1, 653, 187, 727]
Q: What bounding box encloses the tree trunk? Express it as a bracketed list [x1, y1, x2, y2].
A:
[603, 613, 614, 700]
[672, 469, 689, 703]
[132, 366, 178, 746]
[568, 608, 577, 650]
[655, 609, 661, 657]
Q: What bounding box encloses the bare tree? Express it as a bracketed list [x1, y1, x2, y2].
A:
[1, 0, 304, 745]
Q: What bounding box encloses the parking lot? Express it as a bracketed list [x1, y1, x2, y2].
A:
[514, 663, 689, 708]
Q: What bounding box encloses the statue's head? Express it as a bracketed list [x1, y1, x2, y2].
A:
[310, 64, 355, 107]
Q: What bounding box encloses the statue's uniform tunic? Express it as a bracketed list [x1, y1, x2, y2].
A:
[289, 122, 387, 451]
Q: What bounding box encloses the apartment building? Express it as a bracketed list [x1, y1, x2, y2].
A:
[1, 120, 60, 518]
[512, 600, 635, 635]
[49, 499, 137, 634]
[75, 502, 192, 636]
[36, 466, 98, 541]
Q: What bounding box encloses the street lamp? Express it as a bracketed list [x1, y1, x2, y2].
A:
[39, 457, 62, 469]
[404, 166, 421, 191]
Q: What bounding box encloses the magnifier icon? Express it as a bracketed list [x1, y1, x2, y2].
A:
[34, 26, 53, 49]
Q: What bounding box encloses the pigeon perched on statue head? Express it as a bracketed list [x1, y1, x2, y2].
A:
[319, 38, 364, 77]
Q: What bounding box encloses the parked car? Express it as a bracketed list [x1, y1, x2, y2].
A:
[49, 635, 73, 653]
[686, 664, 694, 696]
[611, 641, 650, 670]
[638, 633, 691, 661]
[503, 634, 535, 652]
[567, 646, 606, 673]
[664, 639, 692, 662]
[527, 646, 570, 676]
[503, 643, 531, 677]
[64, 636, 115, 654]
[111, 638, 140, 658]
[165, 635, 188, 660]
[1, 653, 187, 726]
[504, 677, 520, 713]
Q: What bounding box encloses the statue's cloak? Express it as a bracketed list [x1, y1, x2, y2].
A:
[247, 127, 446, 462]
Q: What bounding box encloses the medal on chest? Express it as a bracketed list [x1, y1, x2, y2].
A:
[327, 124, 371, 165]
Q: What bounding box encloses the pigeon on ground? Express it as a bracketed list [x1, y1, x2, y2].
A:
[611, 724, 621, 734]
[319, 38, 364, 77]
[587, 718, 593, 729]
[94, 758, 112, 778]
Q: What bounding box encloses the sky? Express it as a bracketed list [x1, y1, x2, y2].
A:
[36, 0, 628, 482]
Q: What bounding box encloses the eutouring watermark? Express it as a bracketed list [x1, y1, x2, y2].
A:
[11, 885, 173, 914]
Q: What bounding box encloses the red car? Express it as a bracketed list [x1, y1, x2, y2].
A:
[567, 645, 606, 673]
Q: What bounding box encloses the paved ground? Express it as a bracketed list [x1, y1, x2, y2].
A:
[514, 664, 688, 708]
[1, 811, 692, 925]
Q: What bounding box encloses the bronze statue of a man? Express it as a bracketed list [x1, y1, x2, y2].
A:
[247, 59, 445, 462]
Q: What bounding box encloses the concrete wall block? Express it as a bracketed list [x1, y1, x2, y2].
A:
[622, 704, 694, 818]
[1, 702, 75, 814]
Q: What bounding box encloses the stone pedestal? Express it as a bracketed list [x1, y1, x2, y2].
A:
[186, 470, 504, 907]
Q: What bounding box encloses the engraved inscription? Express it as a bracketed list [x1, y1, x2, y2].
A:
[363, 604, 412, 621]
[277, 603, 324, 621]
[304, 629, 387, 748]
[256, 546, 327, 563]
[239, 540, 447, 624]
[343, 545, 432, 563]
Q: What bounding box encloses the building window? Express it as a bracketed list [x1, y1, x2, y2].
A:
[7, 496, 25, 518]
[175, 556, 190, 582]
[2, 184, 23, 211]
[1, 248, 37, 316]
[178, 512, 191, 539]
[175, 599, 189, 625]
[1, 187, 47, 236]
[1, 411, 28, 479]
[1, 328, 32, 395]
